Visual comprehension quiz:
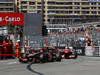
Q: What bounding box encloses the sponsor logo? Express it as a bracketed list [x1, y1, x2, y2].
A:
[0, 16, 21, 22]
[0, 13, 24, 25]
[0, 17, 2, 22]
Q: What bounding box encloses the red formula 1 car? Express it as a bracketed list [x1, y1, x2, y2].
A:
[60, 47, 78, 59]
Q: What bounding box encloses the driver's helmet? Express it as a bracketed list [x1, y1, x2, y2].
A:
[65, 46, 68, 49]
[69, 47, 73, 50]
[16, 40, 20, 43]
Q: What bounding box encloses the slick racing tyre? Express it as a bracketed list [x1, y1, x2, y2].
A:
[73, 54, 78, 59]
[47, 53, 53, 62]
[56, 53, 61, 61]
[72, 51, 78, 59]
[40, 53, 47, 63]
[19, 57, 28, 63]
[65, 52, 72, 59]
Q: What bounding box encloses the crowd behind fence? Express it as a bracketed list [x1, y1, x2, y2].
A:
[47, 26, 100, 47]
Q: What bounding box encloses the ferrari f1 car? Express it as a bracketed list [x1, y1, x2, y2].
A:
[60, 47, 78, 59]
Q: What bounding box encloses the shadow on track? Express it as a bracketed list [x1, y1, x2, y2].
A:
[26, 63, 44, 75]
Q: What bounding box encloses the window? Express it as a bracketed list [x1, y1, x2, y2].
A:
[21, 6, 27, 9]
[91, 7, 97, 9]
[82, 7, 90, 9]
[29, 6, 35, 9]
[82, 2, 90, 5]
[37, 10, 41, 13]
[91, 2, 97, 5]
[37, 6, 41, 9]
[74, 2, 80, 5]
[98, 3, 100, 5]
[91, 11, 97, 14]
[21, 1, 27, 4]
[47, 1, 55, 5]
[98, 7, 100, 9]
[82, 11, 90, 14]
[74, 11, 80, 14]
[37, 2, 41, 4]
[29, 2, 35, 5]
[74, 7, 80, 9]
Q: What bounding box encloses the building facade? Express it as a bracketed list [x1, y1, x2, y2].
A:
[0, 0, 15, 35]
[0, 0, 15, 13]
[16, 0, 100, 25]
[16, 0, 100, 34]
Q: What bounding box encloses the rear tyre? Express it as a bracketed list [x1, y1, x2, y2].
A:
[40, 54, 47, 63]
[73, 54, 78, 59]
[47, 53, 53, 62]
[73, 51, 78, 59]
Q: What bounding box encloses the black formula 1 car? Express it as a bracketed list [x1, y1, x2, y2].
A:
[18, 49, 41, 63]
[18, 47, 62, 63]
[41, 47, 62, 62]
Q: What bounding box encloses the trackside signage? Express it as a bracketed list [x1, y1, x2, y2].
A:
[0, 13, 24, 25]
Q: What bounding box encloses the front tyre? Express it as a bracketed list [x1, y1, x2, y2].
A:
[19, 57, 28, 63]
[56, 53, 61, 61]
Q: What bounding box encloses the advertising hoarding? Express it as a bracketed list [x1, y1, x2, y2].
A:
[0, 13, 24, 26]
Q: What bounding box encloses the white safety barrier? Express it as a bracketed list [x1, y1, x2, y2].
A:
[85, 46, 100, 56]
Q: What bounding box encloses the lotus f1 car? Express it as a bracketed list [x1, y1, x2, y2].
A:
[18, 47, 62, 63]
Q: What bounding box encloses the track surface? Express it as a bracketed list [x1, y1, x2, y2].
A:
[0, 56, 100, 75]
